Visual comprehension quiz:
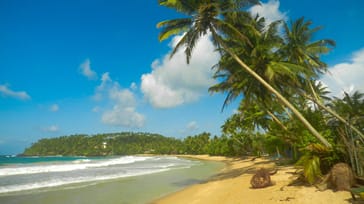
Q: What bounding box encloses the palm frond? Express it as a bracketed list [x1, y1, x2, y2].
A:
[169, 28, 199, 63]
[157, 18, 192, 41]
[158, 0, 199, 15]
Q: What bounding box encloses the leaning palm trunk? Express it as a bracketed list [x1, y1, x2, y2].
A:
[304, 94, 364, 142]
[216, 39, 332, 148]
[338, 127, 364, 176]
[346, 125, 364, 176]
[267, 110, 288, 131]
[305, 86, 364, 176]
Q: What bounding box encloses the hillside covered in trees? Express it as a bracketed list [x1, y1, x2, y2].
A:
[22, 132, 247, 157]
[23, 132, 180, 156]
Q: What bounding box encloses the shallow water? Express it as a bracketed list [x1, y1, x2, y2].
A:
[0, 155, 224, 204]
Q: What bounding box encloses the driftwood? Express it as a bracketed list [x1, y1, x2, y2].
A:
[250, 168, 277, 188]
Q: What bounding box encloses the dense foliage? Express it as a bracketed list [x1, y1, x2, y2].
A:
[23, 132, 246, 157]
[23, 132, 183, 156]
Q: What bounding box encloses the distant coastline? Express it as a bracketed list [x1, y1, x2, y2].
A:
[21, 131, 246, 158]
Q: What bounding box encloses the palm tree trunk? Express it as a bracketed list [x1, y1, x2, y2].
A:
[267, 110, 288, 131]
[308, 82, 321, 111]
[338, 128, 356, 173]
[220, 43, 332, 148]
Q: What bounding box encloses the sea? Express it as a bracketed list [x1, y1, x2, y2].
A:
[0, 155, 223, 204]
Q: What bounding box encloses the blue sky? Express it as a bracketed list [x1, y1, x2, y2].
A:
[1, 0, 363, 155]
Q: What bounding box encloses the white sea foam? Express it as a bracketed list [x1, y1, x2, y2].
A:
[0, 167, 170, 194]
[0, 156, 150, 176]
[72, 159, 91, 164]
[0, 156, 197, 194]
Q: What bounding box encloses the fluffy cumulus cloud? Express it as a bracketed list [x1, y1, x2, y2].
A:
[141, 34, 220, 108]
[95, 72, 145, 128]
[80, 59, 97, 80]
[321, 48, 364, 97]
[249, 0, 287, 26]
[0, 84, 30, 100]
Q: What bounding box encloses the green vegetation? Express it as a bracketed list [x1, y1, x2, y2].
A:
[23, 132, 246, 156]
[157, 0, 364, 185]
[23, 132, 182, 156]
[157, 0, 332, 147]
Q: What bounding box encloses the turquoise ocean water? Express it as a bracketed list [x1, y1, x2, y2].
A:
[0, 155, 223, 204]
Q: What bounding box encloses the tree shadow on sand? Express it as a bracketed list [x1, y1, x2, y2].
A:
[202, 158, 282, 183]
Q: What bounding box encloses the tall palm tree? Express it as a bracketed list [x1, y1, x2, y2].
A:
[209, 14, 306, 110]
[157, 0, 331, 147]
[281, 17, 335, 77]
[331, 91, 364, 130]
[329, 91, 364, 176]
[282, 17, 364, 139]
[211, 14, 291, 131]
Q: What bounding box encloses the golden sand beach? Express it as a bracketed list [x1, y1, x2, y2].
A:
[153, 155, 353, 204]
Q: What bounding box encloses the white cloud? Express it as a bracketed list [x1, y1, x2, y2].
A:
[94, 73, 145, 128]
[50, 104, 59, 112]
[141, 34, 220, 108]
[321, 48, 364, 97]
[93, 72, 112, 101]
[130, 82, 137, 90]
[100, 72, 112, 85]
[186, 121, 199, 131]
[249, 0, 287, 26]
[0, 84, 31, 100]
[80, 59, 97, 80]
[102, 105, 145, 128]
[42, 125, 60, 133]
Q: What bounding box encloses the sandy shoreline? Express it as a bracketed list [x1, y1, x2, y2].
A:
[153, 155, 353, 204]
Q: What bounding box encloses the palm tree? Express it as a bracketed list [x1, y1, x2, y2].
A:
[281, 17, 335, 77]
[330, 91, 364, 133]
[303, 83, 364, 139]
[328, 91, 364, 176]
[157, 0, 332, 147]
[281, 17, 363, 139]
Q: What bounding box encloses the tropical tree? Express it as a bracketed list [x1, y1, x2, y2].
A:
[328, 91, 364, 176]
[281, 17, 335, 77]
[221, 102, 266, 155]
[331, 91, 364, 130]
[157, 0, 331, 147]
[183, 132, 211, 154]
[281, 17, 364, 139]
